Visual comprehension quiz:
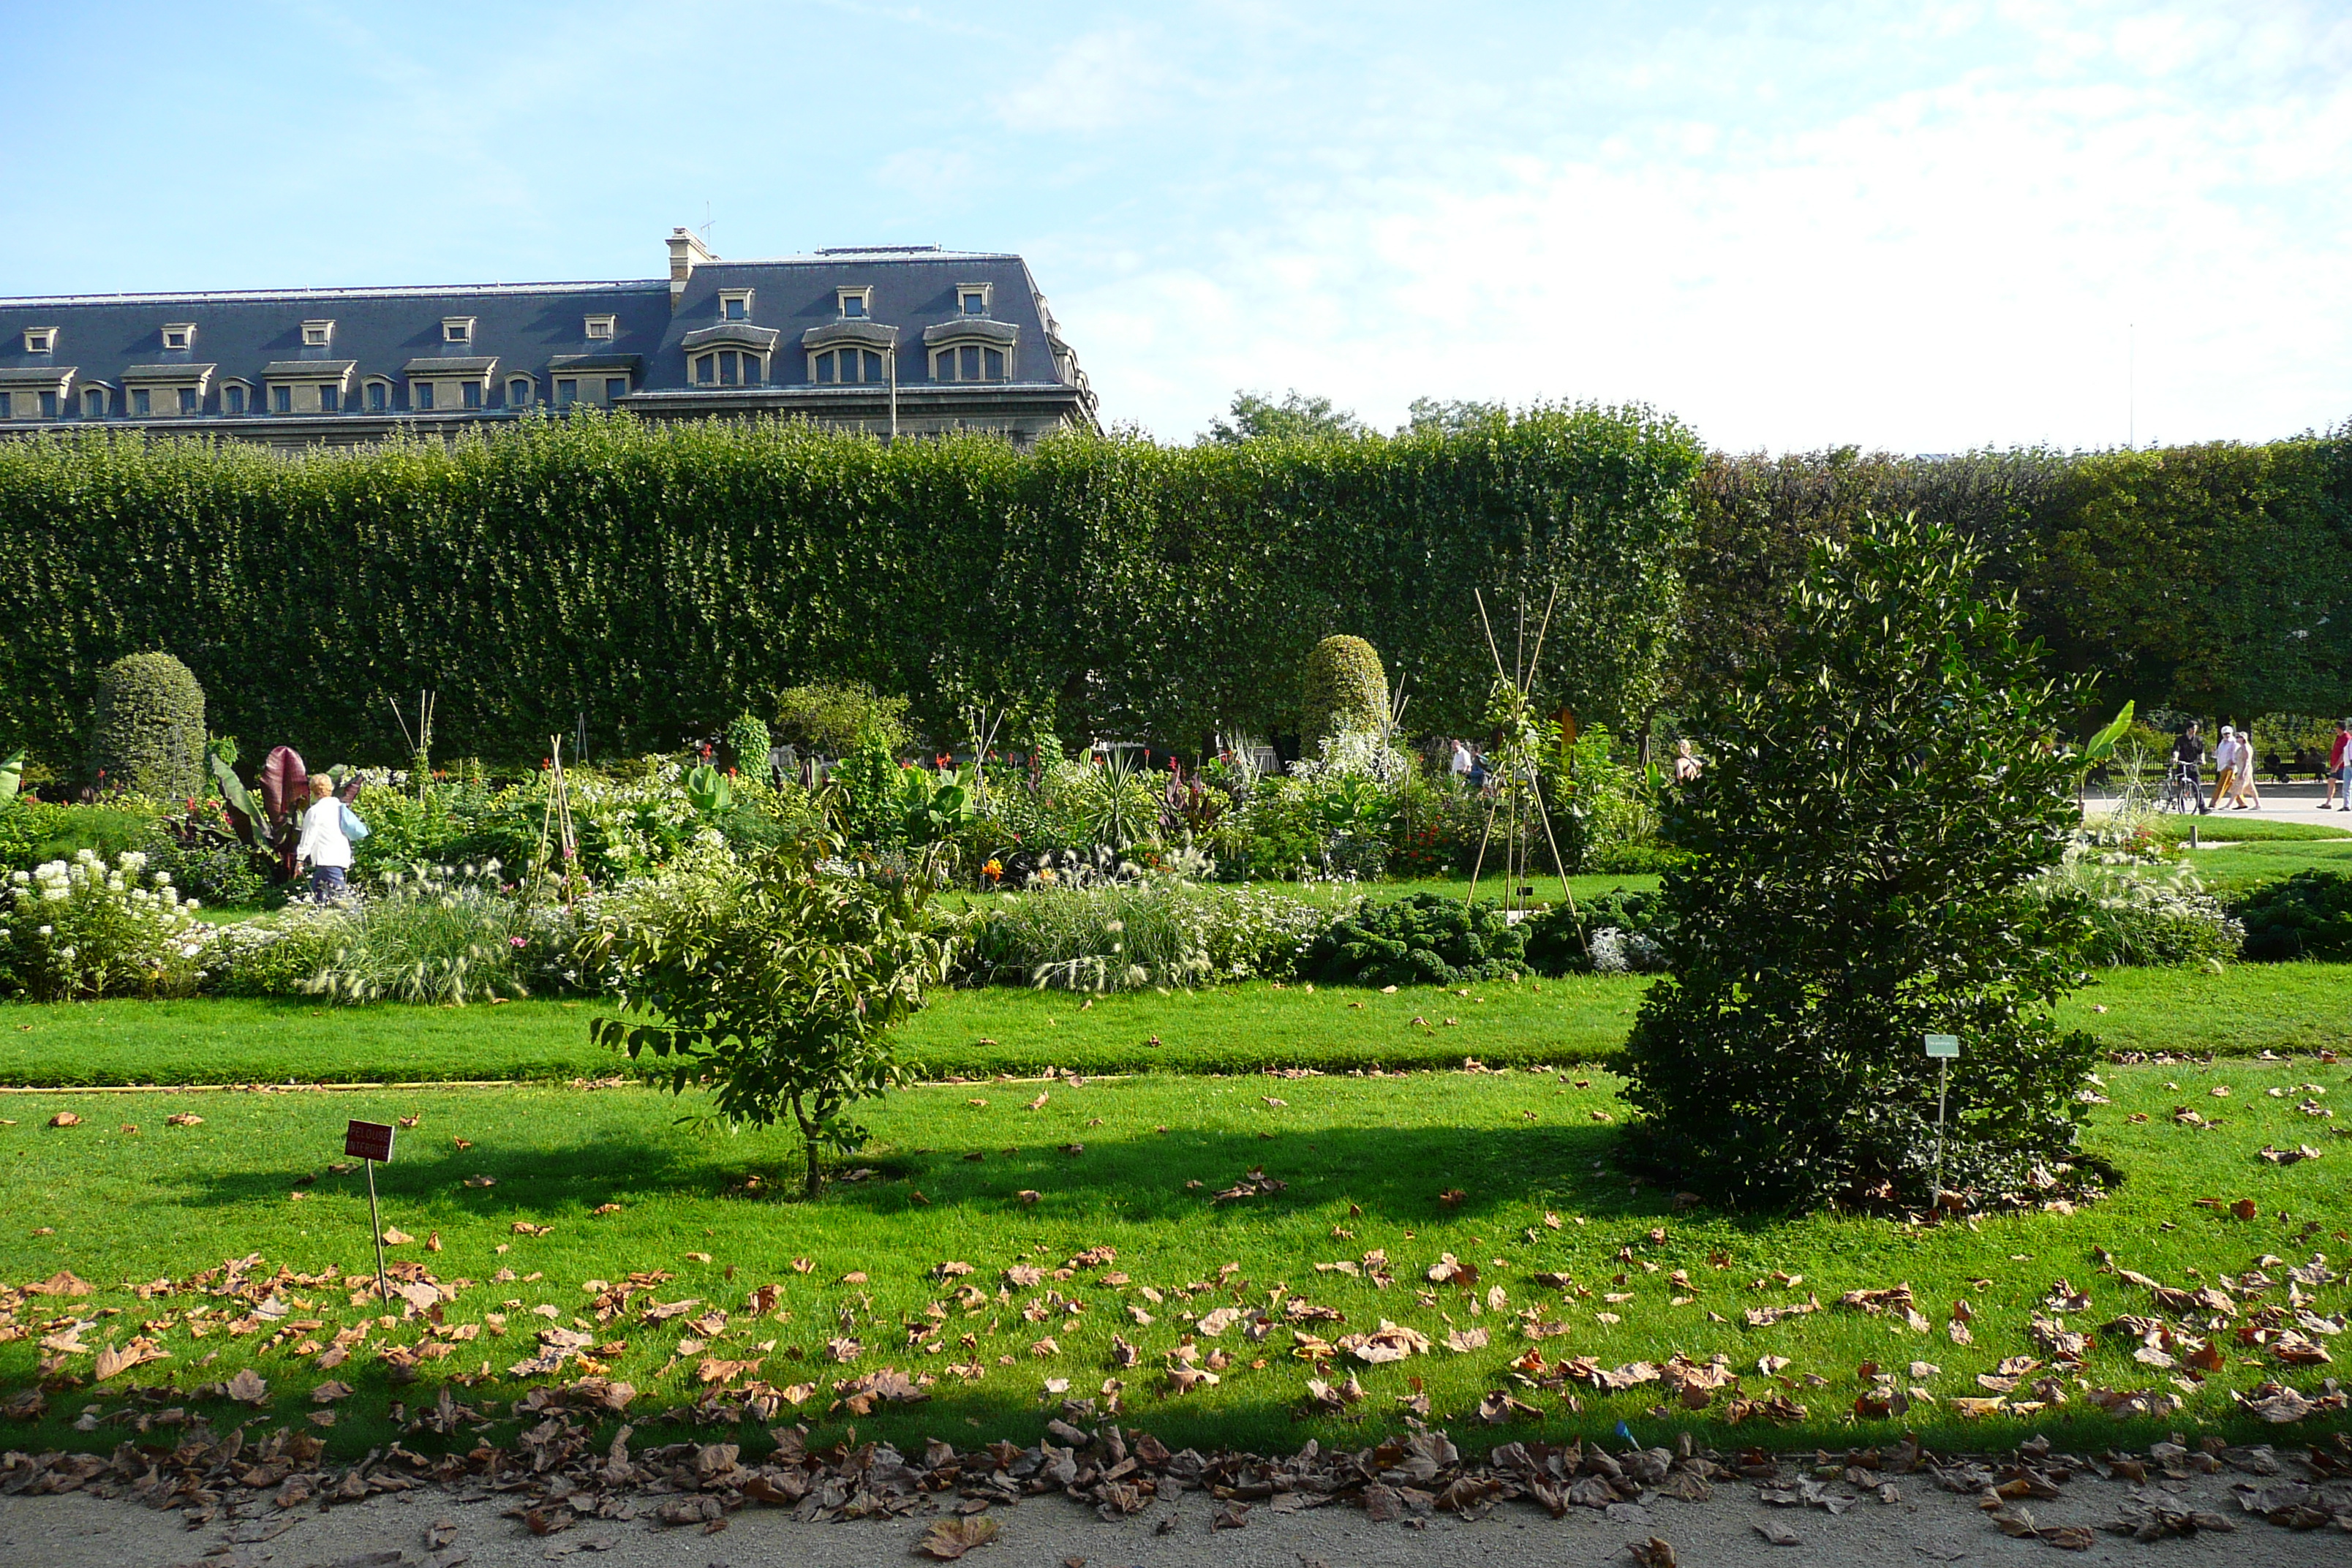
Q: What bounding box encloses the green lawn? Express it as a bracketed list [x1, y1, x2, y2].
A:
[2183, 836, 2352, 894]
[2, 1058, 2344, 1462]
[5, 955, 2347, 1088]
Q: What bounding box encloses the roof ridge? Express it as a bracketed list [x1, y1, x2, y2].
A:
[0, 279, 668, 308]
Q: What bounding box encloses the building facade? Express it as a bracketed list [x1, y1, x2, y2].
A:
[0, 230, 1098, 449]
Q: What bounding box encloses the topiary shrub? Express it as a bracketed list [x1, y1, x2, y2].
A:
[1302, 892, 1528, 987]
[91, 652, 208, 799]
[1300, 636, 1387, 743]
[1622, 513, 2099, 1212]
[724, 711, 774, 780]
[2234, 870, 2352, 961]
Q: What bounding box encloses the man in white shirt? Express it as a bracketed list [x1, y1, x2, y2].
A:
[1449, 739, 1473, 778]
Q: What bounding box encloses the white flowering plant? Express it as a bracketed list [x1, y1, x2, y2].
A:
[0, 849, 211, 1000]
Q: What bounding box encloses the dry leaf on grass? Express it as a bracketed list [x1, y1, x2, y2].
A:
[25, 1270, 92, 1297]
[165, 1113, 203, 1127]
[48, 1112, 80, 1128]
[225, 1368, 269, 1406]
[380, 1228, 415, 1245]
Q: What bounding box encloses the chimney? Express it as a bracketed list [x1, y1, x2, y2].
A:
[668, 227, 716, 311]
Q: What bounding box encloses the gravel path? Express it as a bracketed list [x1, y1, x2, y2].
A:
[7, 1460, 2348, 1568]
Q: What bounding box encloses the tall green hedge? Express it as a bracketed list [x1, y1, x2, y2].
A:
[0, 406, 1703, 772]
[1678, 430, 2352, 725]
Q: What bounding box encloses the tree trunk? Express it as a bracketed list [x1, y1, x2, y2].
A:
[795, 1100, 822, 1196]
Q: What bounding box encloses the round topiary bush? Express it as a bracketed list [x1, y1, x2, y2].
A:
[1300, 636, 1387, 743]
[1303, 892, 1528, 986]
[90, 652, 207, 800]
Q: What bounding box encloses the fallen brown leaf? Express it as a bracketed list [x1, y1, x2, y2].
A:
[916, 1515, 1000, 1559]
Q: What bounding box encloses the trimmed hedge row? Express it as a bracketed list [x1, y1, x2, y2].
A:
[0, 407, 1701, 771]
[1678, 431, 2352, 725]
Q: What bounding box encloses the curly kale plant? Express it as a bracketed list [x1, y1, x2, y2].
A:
[2234, 870, 2352, 962]
[1302, 892, 1528, 987]
[1623, 513, 2100, 1211]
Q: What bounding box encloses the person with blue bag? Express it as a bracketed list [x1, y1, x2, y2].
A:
[295, 773, 366, 904]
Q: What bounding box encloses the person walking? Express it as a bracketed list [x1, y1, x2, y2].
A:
[295, 774, 353, 904]
[2331, 720, 2352, 812]
[2171, 720, 2210, 815]
[1448, 737, 1473, 780]
[2215, 725, 2258, 810]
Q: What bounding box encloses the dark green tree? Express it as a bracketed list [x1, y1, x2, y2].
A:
[1624, 511, 2099, 1210]
[1203, 389, 1370, 444]
[90, 651, 207, 799]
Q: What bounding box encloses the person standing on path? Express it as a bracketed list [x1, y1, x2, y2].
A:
[295, 774, 353, 904]
[2332, 720, 2352, 812]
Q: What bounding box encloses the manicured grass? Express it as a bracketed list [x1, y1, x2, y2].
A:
[2057, 964, 2352, 1055]
[0, 998, 611, 1087]
[2, 1059, 2345, 1462]
[2184, 836, 2352, 894]
[6, 954, 2346, 1088]
[2144, 815, 2351, 843]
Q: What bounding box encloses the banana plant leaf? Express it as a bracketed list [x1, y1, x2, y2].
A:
[259, 746, 309, 829]
[2079, 701, 2136, 767]
[0, 747, 20, 801]
[207, 750, 264, 848]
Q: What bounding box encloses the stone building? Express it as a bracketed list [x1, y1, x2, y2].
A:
[0, 229, 1098, 449]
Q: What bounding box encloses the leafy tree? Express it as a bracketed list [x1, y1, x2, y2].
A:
[1403, 397, 1507, 434]
[587, 841, 955, 1195]
[1204, 389, 1370, 444]
[1624, 511, 2100, 1210]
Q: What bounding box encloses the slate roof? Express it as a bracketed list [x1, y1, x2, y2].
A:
[0, 245, 1089, 419]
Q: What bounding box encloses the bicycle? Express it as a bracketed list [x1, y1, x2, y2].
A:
[2157, 760, 2204, 815]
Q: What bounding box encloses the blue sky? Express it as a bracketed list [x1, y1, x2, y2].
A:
[2, 1, 2345, 451]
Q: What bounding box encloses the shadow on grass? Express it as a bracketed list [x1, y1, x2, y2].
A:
[159, 1117, 1822, 1245]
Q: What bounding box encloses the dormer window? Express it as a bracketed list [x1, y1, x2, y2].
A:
[162, 323, 195, 350]
[958, 284, 991, 317]
[23, 328, 56, 353]
[442, 317, 475, 345]
[584, 314, 616, 340]
[720, 289, 753, 323]
[837, 287, 872, 320]
[301, 320, 334, 347]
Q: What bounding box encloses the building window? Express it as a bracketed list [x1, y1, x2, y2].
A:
[584, 315, 615, 339]
[301, 320, 333, 347]
[557, 379, 578, 406]
[443, 317, 475, 345]
[461, 381, 481, 410]
[0, 392, 10, 417]
[960, 285, 990, 317]
[23, 328, 56, 353]
[720, 289, 753, 321]
[39, 391, 57, 418]
[225, 385, 246, 415]
[934, 345, 1007, 382]
[507, 377, 532, 407]
[84, 388, 105, 418]
[273, 385, 291, 413]
[415, 383, 436, 411]
[837, 287, 872, 320]
[162, 323, 195, 350]
[699, 350, 762, 385]
[132, 388, 151, 416]
[177, 387, 197, 415]
[320, 385, 340, 413]
[694, 354, 715, 385]
[605, 377, 629, 400]
[366, 382, 387, 412]
[813, 348, 884, 384]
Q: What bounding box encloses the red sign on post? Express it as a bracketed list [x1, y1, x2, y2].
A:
[345, 1120, 395, 1163]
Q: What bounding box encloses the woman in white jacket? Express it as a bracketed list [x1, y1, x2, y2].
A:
[295, 774, 353, 904]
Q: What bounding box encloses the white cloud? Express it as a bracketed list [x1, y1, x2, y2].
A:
[992, 28, 1174, 133]
[1051, 1, 2352, 450]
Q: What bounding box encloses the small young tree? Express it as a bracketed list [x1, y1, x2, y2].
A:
[1624, 512, 2100, 1210]
[587, 840, 954, 1195]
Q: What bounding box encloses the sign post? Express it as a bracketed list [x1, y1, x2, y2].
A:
[1923, 1035, 1959, 1200]
[345, 1120, 396, 1303]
